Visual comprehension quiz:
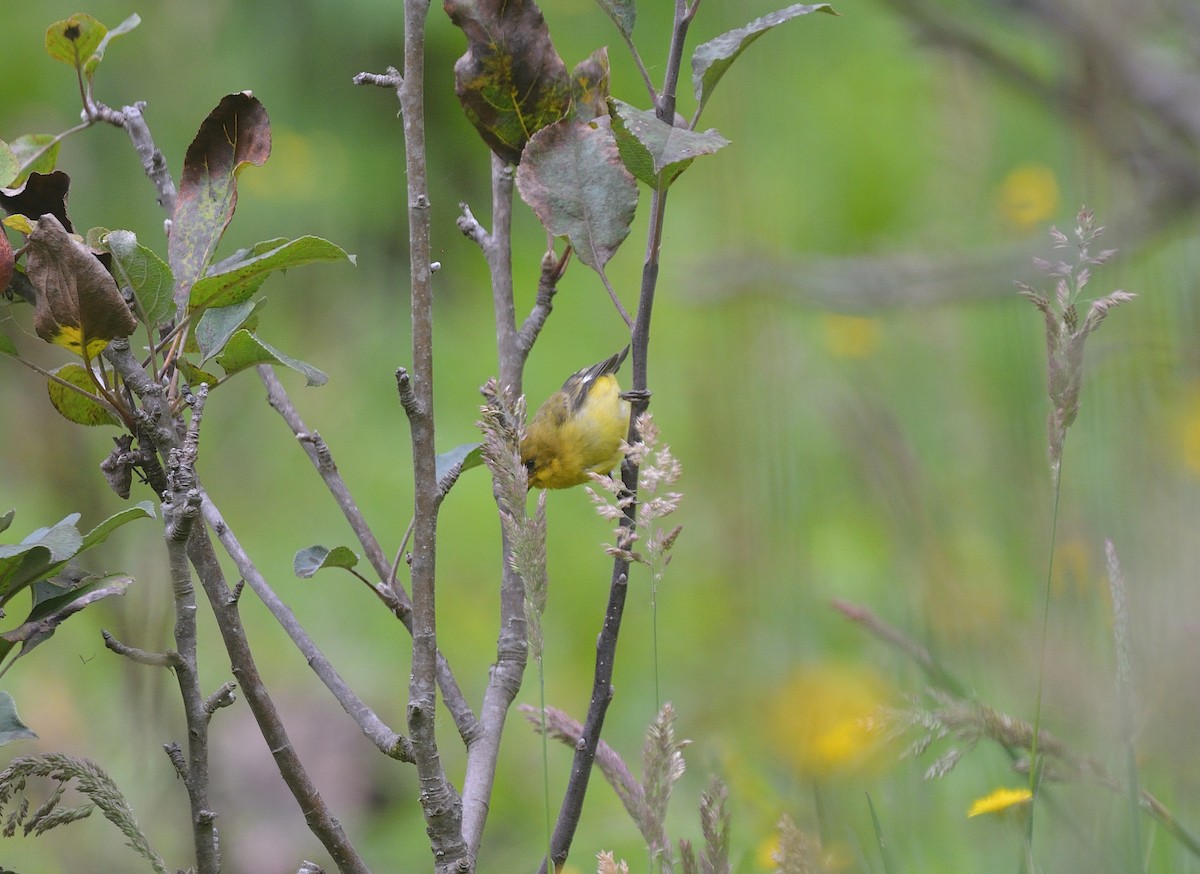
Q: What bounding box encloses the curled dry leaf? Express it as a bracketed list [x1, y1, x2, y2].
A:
[26, 215, 135, 357]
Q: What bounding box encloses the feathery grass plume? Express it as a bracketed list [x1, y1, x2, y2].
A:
[690, 776, 731, 874]
[894, 691, 1105, 784]
[771, 813, 829, 874]
[1016, 206, 1135, 484]
[597, 850, 631, 874]
[642, 702, 689, 866]
[588, 412, 683, 577]
[520, 703, 648, 823]
[478, 378, 549, 655]
[0, 752, 168, 874]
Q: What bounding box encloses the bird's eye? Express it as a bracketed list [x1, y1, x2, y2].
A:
[524, 458, 536, 474]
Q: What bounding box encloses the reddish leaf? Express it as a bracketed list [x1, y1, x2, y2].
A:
[445, 0, 571, 164]
[0, 231, 12, 294]
[26, 215, 135, 358]
[515, 118, 637, 272]
[169, 92, 271, 310]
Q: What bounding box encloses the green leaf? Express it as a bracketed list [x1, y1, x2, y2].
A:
[177, 357, 222, 390]
[0, 333, 17, 357]
[692, 3, 836, 120]
[0, 514, 82, 608]
[515, 118, 638, 272]
[0, 691, 37, 745]
[436, 442, 484, 493]
[0, 573, 132, 672]
[102, 229, 174, 327]
[86, 13, 140, 76]
[45, 14, 106, 70]
[293, 545, 360, 579]
[195, 299, 259, 363]
[188, 236, 354, 313]
[169, 93, 272, 310]
[445, 0, 572, 164]
[0, 141, 17, 188]
[597, 0, 636, 37]
[47, 363, 122, 427]
[0, 511, 13, 536]
[9, 134, 62, 185]
[607, 99, 730, 190]
[215, 329, 327, 386]
[78, 502, 154, 553]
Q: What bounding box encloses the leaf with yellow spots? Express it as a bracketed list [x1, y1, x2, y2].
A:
[445, 0, 572, 165]
[26, 215, 136, 358]
[571, 47, 610, 122]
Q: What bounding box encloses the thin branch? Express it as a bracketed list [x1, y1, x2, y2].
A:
[516, 247, 567, 355]
[199, 493, 414, 763]
[86, 100, 178, 217]
[157, 385, 220, 874]
[185, 528, 372, 873]
[460, 156, 531, 857]
[257, 364, 478, 744]
[392, 0, 468, 867]
[101, 630, 180, 669]
[541, 3, 695, 866]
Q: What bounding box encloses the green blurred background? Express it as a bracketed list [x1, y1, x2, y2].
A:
[4, 1, 1200, 872]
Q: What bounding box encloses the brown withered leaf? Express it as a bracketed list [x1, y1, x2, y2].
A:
[26, 214, 136, 357]
[445, 0, 571, 165]
[0, 170, 73, 232]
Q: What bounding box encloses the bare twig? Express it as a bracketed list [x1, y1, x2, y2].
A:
[381, 0, 468, 868]
[87, 100, 178, 218]
[185, 529, 371, 873]
[199, 493, 414, 763]
[160, 386, 219, 874]
[256, 364, 478, 744]
[539, 1, 697, 867]
[101, 630, 180, 669]
[105, 341, 372, 872]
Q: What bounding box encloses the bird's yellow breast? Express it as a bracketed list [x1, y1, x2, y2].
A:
[522, 373, 631, 489]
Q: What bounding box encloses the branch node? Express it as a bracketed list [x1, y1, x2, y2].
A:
[396, 367, 420, 417]
[163, 742, 188, 780]
[203, 681, 238, 720]
[352, 68, 403, 89]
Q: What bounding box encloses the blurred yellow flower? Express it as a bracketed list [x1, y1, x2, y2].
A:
[967, 786, 1033, 818]
[821, 314, 880, 360]
[767, 664, 889, 779]
[1180, 391, 1200, 474]
[998, 164, 1059, 231]
[1051, 538, 1095, 595]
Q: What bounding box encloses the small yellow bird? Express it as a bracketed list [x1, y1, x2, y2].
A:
[521, 347, 632, 489]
